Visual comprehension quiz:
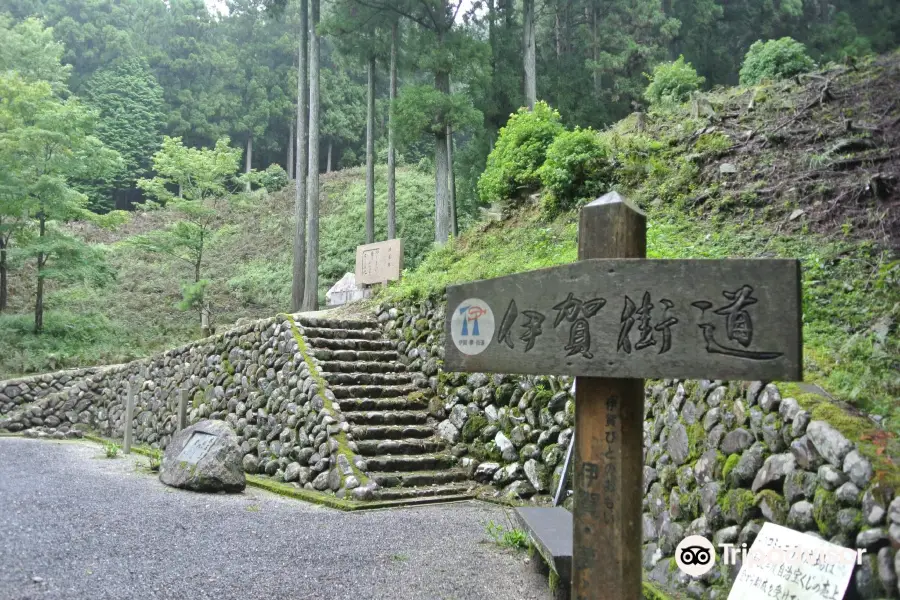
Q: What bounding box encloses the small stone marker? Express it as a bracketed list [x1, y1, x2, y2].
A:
[443, 192, 804, 600]
[355, 239, 403, 286]
[726, 523, 857, 600]
[326, 272, 371, 306]
[159, 420, 245, 493]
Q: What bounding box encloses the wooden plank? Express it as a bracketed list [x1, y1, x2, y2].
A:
[355, 239, 404, 285]
[444, 258, 802, 381]
[178, 389, 188, 432]
[123, 380, 135, 454]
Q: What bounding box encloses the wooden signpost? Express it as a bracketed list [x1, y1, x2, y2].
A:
[443, 192, 804, 600]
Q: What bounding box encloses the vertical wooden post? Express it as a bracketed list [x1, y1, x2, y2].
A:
[178, 389, 188, 432]
[573, 192, 646, 600]
[124, 380, 135, 454]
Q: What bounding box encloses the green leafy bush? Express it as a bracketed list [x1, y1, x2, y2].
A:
[539, 128, 614, 214]
[477, 101, 564, 206]
[740, 37, 815, 85]
[644, 56, 705, 106]
[103, 441, 120, 458]
[256, 164, 288, 192]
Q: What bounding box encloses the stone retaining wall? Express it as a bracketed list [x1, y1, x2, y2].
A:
[377, 294, 900, 600]
[0, 315, 374, 499]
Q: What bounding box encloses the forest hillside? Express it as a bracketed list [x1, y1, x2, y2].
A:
[1, 53, 897, 432]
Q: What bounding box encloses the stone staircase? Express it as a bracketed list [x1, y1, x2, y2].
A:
[301, 317, 474, 503]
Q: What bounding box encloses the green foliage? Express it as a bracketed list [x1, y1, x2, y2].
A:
[244, 164, 288, 192]
[318, 165, 435, 300]
[137, 136, 242, 204]
[147, 448, 162, 471]
[0, 310, 140, 376]
[177, 279, 209, 312]
[80, 56, 165, 209]
[392, 84, 482, 146]
[644, 56, 706, 106]
[0, 16, 71, 93]
[538, 128, 614, 215]
[477, 102, 564, 206]
[321, 67, 366, 150]
[103, 441, 120, 458]
[485, 520, 530, 551]
[740, 38, 815, 85]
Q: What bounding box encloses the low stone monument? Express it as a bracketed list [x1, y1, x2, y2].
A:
[159, 420, 245, 493]
[326, 272, 371, 307]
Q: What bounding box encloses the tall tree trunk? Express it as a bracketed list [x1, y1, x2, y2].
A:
[245, 133, 253, 191]
[555, 7, 561, 59]
[326, 141, 332, 173]
[592, 4, 600, 93]
[291, 0, 309, 313]
[178, 183, 183, 199]
[0, 237, 7, 312]
[34, 214, 46, 334]
[387, 20, 398, 241]
[303, 0, 320, 311]
[447, 125, 457, 238]
[523, 0, 536, 110]
[434, 67, 451, 244]
[365, 52, 376, 245]
[287, 121, 294, 180]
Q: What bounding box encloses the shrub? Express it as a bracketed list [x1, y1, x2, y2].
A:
[539, 128, 614, 214]
[103, 441, 120, 458]
[257, 164, 288, 192]
[644, 56, 705, 106]
[740, 37, 815, 85]
[477, 101, 564, 206]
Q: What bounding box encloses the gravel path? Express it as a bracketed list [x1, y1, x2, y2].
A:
[0, 438, 552, 600]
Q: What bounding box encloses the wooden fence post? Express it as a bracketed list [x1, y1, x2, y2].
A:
[178, 388, 188, 432]
[572, 192, 646, 600]
[123, 379, 135, 454]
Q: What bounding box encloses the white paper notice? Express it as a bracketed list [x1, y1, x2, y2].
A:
[726, 523, 858, 600]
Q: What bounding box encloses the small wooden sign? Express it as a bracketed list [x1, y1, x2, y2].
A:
[355, 239, 403, 286]
[445, 258, 802, 382]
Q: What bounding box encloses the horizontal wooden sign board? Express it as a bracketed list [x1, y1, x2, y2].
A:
[444, 259, 802, 381]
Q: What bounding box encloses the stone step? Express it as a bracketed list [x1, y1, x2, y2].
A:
[349, 424, 435, 440]
[296, 317, 377, 330]
[312, 349, 399, 363]
[364, 453, 457, 472]
[371, 482, 475, 501]
[301, 327, 383, 341]
[370, 468, 470, 488]
[339, 397, 428, 412]
[321, 372, 413, 386]
[306, 338, 394, 351]
[331, 384, 418, 399]
[318, 361, 406, 374]
[355, 437, 446, 456]
[344, 410, 429, 426]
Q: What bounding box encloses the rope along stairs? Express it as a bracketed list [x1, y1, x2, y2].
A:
[301, 316, 475, 503]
